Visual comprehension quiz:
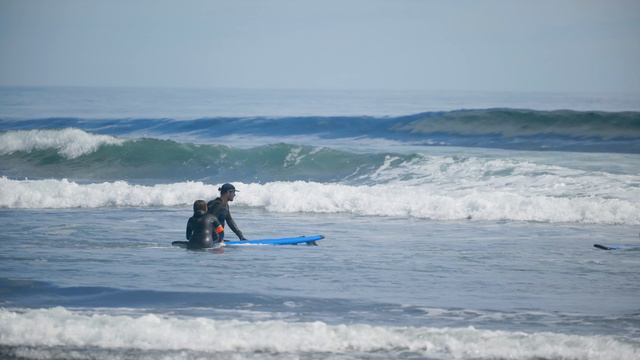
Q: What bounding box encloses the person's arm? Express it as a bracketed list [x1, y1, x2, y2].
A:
[186, 218, 193, 240]
[225, 210, 246, 240]
[212, 218, 224, 242]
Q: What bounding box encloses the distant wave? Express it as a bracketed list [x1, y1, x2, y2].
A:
[2, 177, 638, 225]
[396, 109, 640, 139]
[1, 308, 637, 359]
[2, 108, 640, 153]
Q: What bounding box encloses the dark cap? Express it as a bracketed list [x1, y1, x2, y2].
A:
[219, 183, 238, 193]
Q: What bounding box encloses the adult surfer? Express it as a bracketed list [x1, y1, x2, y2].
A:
[207, 183, 247, 241]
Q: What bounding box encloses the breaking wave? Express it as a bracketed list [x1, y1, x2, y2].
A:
[0, 308, 637, 360]
[1, 177, 638, 225]
[0, 129, 398, 182]
[0, 128, 124, 159]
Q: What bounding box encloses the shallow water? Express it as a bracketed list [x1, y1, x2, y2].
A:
[2, 208, 640, 338]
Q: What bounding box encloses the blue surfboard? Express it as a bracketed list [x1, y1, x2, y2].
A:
[172, 235, 324, 248]
[225, 235, 324, 246]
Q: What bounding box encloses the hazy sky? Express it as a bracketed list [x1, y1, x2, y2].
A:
[1, 0, 639, 93]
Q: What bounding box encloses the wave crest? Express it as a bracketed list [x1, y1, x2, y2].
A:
[0, 128, 124, 159]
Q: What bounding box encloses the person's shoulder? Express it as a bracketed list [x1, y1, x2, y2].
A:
[208, 197, 222, 207]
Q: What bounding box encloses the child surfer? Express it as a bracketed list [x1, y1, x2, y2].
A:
[186, 200, 224, 249]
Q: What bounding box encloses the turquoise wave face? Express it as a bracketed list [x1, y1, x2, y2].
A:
[0, 136, 415, 183]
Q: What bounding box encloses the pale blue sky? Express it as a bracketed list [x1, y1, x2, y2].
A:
[1, 0, 639, 93]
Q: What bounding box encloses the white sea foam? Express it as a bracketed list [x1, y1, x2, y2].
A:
[0, 308, 637, 359]
[364, 154, 639, 199]
[1, 177, 639, 225]
[0, 128, 124, 159]
[283, 146, 305, 167]
[0, 177, 217, 209]
[237, 181, 640, 224]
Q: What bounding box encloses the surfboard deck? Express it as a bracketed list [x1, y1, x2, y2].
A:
[172, 235, 324, 248]
[225, 235, 324, 246]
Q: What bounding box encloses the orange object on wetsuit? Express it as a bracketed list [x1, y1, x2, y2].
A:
[215, 225, 224, 234]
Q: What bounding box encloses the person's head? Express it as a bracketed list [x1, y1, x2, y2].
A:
[193, 200, 207, 213]
[219, 183, 238, 201]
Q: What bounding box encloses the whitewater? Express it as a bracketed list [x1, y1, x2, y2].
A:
[1, 87, 639, 360]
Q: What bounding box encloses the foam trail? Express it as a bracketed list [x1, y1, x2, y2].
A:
[1, 177, 638, 225]
[0, 308, 637, 359]
[0, 129, 124, 159]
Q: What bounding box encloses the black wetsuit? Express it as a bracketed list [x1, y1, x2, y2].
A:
[207, 198, 245, 241]
[185, 210, 221, 248]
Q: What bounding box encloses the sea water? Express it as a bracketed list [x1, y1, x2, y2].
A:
[1, 87, 639, 360]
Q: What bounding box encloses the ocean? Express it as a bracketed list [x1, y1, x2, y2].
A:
[1, 86, 639, 360]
